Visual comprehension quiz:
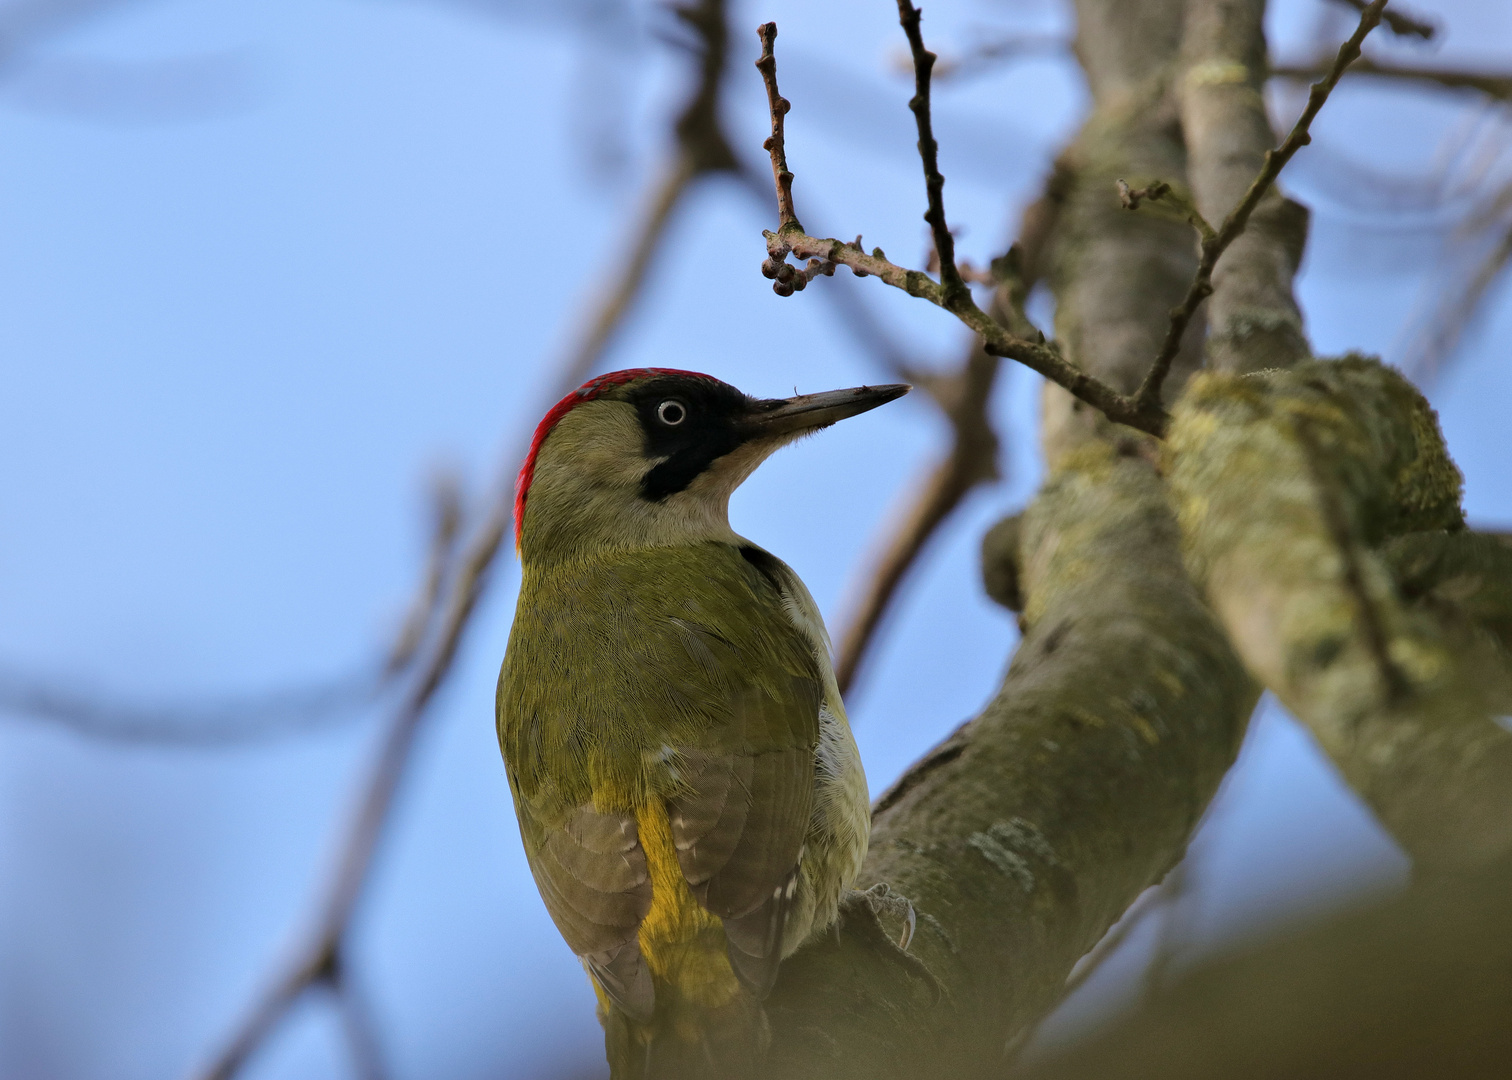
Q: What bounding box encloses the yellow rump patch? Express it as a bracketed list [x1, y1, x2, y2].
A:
[634, 799, 742, 1016]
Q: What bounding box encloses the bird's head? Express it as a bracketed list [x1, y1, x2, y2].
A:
[514, 368, 909, 564]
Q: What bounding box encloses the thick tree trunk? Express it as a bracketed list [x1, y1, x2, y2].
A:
[763, 3, 1265, 1075]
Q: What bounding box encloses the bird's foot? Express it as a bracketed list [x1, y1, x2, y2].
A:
[860, 882, 917, 951]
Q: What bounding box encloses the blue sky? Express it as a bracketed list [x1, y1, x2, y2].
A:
[1, 0, 1510, 1076]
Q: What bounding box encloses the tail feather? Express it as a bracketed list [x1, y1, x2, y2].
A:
[603, 991, 768, 1080]
[597, 800, 772, 1080]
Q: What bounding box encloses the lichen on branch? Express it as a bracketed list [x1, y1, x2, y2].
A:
[1166, 355, 1512, 872]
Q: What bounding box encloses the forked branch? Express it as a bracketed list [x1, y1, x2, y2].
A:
[752, 21, 1170, 438]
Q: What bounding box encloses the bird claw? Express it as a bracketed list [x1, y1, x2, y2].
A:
[860, 882, 917, 952]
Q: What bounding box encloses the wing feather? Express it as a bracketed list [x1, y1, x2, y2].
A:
[516, 799, 654, 1021]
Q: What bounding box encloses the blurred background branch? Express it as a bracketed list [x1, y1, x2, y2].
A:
[193, 3, 741, 1076]
[1017, 866, 1512, 1080]
[1332, 0, 1436, 39]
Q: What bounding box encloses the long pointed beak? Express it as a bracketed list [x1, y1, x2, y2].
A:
[741, 383, 911, 439]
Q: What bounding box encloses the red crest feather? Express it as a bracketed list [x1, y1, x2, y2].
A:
[514, 368, 719, 548]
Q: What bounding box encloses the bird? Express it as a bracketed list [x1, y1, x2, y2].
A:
[496, 367, 908, 1078]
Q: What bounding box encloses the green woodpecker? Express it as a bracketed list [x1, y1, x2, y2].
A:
[497, 368, 907, 1076]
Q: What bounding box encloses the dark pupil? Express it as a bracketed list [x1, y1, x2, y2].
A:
[659, 401, 685, 425]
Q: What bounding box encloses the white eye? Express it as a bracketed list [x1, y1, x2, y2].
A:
[657, 399, 687, 426]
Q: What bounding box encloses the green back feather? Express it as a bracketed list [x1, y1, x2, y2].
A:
[498, 541, 822, 815]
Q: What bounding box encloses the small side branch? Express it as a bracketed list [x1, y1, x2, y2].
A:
[1133, 0, 1387, 407]
[755, 23, 800, 234]
[1115, 180, 1215, 241]
[1397, 210, 1512, 385]
[384, 470, 464, 675]
[895, 0, 967, 306]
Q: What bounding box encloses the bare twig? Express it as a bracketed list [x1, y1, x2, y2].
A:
[1272, 58, 1512, 101]
[1115, 179, 1216, 240]
[671, 0, 737, 175]
[755, 23, 800, 234]
[0, 665, 377, 745]
[330, 973, 389, 1080]
[1331, 0, 1435, 40]
[1116, 179, 1170, 213]
[191, 5, 738, 1077]
[1, 467, 466, 747]
[896, 0, 968, 307]
[914, 33, 1067, 82]
[555, 0, 735, 387]
[753, 22, 1169, 437]
[1133, 0, 1388, 408]
[764, 224, 1170, 436]
[559, 157, 700, 387]
[193, 506, 506, 1080]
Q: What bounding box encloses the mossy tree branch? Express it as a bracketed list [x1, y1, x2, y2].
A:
[1167, 356, 1512, 873]
[759, 7, 1261, 1074]
[767, 447, 1258, 1078]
